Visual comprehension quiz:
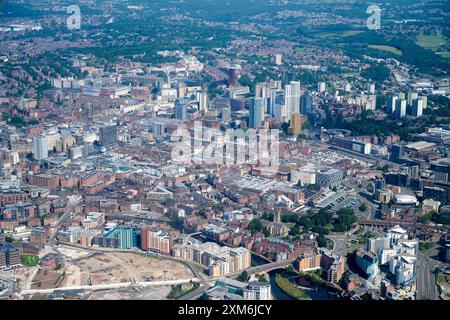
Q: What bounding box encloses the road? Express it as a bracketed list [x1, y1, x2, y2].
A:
[416, 248, 440, 300]
[20, 278, 200, 296]
[326, 226, 361, 256]
[327, 235, 349, 256]
[0, 274, 17, 298]
[179, 283, 211, 300]
[49, 211, 73, 244]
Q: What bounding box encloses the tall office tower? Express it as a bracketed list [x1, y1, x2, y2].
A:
[318, 82, 326, 93]
[391, 144, 404, 161]
[300, 91, 313, 115]
[175, 101, 188, 121]
[272, 80, 283, 90]
[395, 99, 407, 119]
[227, 66, 240, 86]
[291, 81, 301, 114]
[421, 95, 428, 109]
[269, 89, 277, 116]
[368, 83, 376, 94]
[255, 83, 271, 118]
[274, 54, 283, 66]
[407, 92, 418, 106]
[388, 95, 398, 114]
[412, 98, 424, 117]
[99, 124, 118, 146]
[33, 136, 48, 160]
[284, 84, 293, 117]
[274, 103, 288, 123]
[255, 83, 270, 115]
[365, 95, 377, 111]
[222, 107, 231, 121]
[255, 83, 265, 98]
[196, 91, 208, 112]
[285, 81, 301, 116]
[269, 89, 284, 116]
[177, 84, 186, 98]
[289, 113, 302, 136]
[249, 98, 264, 129]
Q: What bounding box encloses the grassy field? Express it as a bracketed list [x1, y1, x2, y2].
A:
[419, 242, 433, 254]
[294, 46, 309, 53]
[368, 45, 402, 56]
[275, 274, 310, 300]
[21, 255, 40, 267]
[416, 34, 447, 51]
[437, 52, 450, 59]
[315, 30, 364, 40]
[342, 30, 365, 37]
[345, 71, 361, 78]
[436, 274, 447, 285]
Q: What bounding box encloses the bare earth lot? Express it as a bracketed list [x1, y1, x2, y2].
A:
[59, 247, 193, 287]
[87, 286, 172, 300]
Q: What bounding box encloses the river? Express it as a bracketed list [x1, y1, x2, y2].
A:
[268, 269, 336, 300]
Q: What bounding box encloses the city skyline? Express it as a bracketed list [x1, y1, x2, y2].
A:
[0, 0, 449, 306]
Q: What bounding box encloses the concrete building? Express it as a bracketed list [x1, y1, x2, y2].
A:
[172, 242, 251, 277]
[102, 226, 137, 250]
[395, 99, 407, 119]
[0, 243, 21, 270]
[33, 136, 48, 160]
[412, 98, 424, 117]
[355, 250, 380, 279]
[320, 248, 346, 283]
[175, 100, 188, 121]
[141, 228, 176, 256]
[81, 212, 105, 230]
[285, 81, 301, 116]
[288, 113, 302, 136]
[243, 282, 272, 300]
[389, 255, 416, 286]
[249, 98, 264, 129]
[318, 82, 326, 93]
[99, 125, 118, 146]
[445, 244, 450, 263]
[388, 95, 398, 114]
[300, 91, 314, 115]
[274, 54, 283, 66]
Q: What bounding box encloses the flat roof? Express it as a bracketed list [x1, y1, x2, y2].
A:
[405, 141, 436, 151]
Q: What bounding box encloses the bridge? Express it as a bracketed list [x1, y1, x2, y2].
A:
[221, 259, 296, 280]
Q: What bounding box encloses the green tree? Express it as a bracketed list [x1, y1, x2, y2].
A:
[317, 235, 327, 248]
[334, 208, 357, 232]
[248, 219, 264, 235]
[237, 271, 249, 282]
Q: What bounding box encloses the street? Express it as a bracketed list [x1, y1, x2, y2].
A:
[416, 249, 440, 300]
